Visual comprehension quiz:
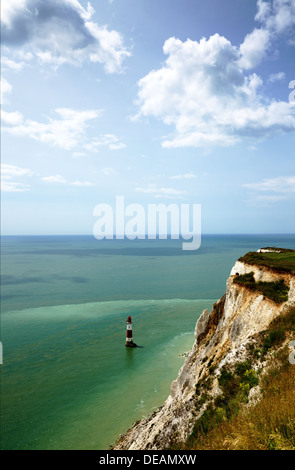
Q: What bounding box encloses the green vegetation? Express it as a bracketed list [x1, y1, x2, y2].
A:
[169, 305, 295, 450]
[261, 306, 295, 357]
[233, 271, 289, 303]
[184, 361, 295, 450]
[238, 248, 295, 275]
[190, 358, 261, 448]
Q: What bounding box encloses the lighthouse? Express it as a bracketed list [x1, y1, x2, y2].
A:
[125, 315, 137, 348]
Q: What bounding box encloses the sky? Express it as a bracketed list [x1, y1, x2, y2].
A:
[1, 0, 295, 236]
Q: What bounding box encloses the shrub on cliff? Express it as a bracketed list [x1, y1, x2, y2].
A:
[233, 272, 289, 303]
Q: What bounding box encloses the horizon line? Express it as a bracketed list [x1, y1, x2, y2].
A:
[1, 233, 295, 237]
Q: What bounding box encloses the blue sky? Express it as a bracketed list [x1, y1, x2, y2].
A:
[1, 0, 295, 235]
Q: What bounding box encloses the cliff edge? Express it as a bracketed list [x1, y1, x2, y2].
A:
[113, 248, 295, 450]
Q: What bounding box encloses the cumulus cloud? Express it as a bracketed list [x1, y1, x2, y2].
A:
[255, 0, 295, 34]
[136, 33, 295, 148]
[2, 107, 101, 150]
[239, 28, 271, 70]
[135, 1, 295, 149]
[1, 0, 131, 73]
[239, 0, 295, 68]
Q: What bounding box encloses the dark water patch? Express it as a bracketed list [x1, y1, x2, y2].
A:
[3, 234, 294, 258]
[1, 275, 46, 285]
[1, 274, 89, 286]
[5, 245, 224, 258]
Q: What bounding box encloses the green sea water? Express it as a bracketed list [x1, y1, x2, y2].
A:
[1, 234, 294, 449]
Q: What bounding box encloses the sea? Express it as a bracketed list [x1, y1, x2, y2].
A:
[1, 234, 295, 450]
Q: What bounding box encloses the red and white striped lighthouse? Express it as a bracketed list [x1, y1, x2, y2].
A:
[125, 315, 137, 347]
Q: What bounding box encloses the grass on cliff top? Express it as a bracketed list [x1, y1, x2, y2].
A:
[238, 248, 295, 275]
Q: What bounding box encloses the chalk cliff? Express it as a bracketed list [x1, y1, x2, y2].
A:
[113, 250, 295, 450]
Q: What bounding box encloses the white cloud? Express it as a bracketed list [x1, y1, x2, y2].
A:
[2, 107, 101, 150]
[243, 0, 295, 68]
[1, 0, 131, 73]
[1, 163, 33, 178]
[102, 167, 116, 175]
[1, 109, 24, 125]
[243, 176, 295, 193]
[136, 30, 295, 149]
[71, 180, 94, 186]
[255, 0, 295, 34]
[1, 0, 27, 27]
[245, 194, 288, 206]
[42, 174, 67, 183]
[268, 71, 286, 83]
[136, 184, 187, 199]
[109, 142, 126, 150]
[42, 174, 94, 186]
[0, 77, 13, 104]
[239, 28, 271, 70]
[84, 134, 126, 152]
[1, 163, 33, 192]
[1, 181, 31, 192]
[255, 0, 272, 23]
[243, 175, 295, 205]
[86, 21, 131, 74]
[72, 151, 86, 158]
[1, 56, 26, 71]
[2, 106, 126, 154]
[169, 173, 198, 179]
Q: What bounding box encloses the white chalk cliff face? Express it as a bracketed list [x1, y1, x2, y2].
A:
[113, 258, 295, 450]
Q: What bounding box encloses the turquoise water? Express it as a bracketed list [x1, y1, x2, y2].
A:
[1, 235, 295, 449]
